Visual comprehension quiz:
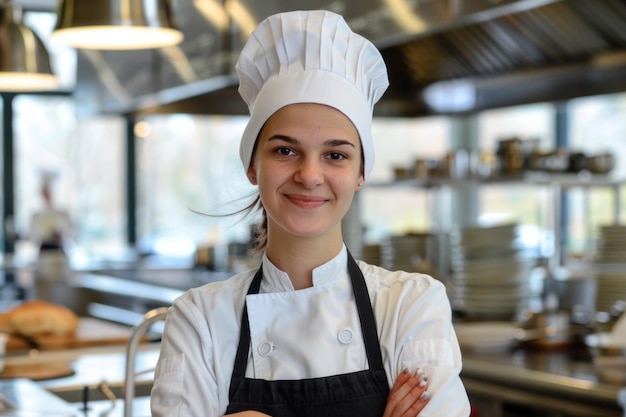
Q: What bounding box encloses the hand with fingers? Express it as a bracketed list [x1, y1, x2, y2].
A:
[383, 368, 431, 417]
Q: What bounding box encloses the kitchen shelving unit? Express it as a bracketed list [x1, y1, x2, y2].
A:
[365, 172, 626, 282]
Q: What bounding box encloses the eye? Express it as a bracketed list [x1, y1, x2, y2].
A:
[274, 147, 295, 156]
[326, 152, 347, 161]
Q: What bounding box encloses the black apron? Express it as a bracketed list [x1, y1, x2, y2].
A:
[225, 251, 390, 417]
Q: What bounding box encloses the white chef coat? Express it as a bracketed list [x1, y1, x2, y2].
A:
[151, 246, 471, 417]
[30, 207, 73, 248]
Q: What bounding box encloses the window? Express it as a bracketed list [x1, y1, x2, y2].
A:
[136, 114, 257, 261]
[566, 93, 626, 254]
[13, 96, 126, 264]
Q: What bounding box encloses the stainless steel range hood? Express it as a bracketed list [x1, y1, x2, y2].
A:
[65, 0, 626, 117]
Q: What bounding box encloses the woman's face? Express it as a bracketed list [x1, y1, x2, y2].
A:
[249, 103, 364, 242]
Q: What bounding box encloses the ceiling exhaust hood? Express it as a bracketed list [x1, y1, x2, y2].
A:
[63, 0, 626, 118]
[380, 0, 626, 116]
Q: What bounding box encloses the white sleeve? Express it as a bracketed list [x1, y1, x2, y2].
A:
[150, 296, 221, 417]
[384, 275, 471, 417]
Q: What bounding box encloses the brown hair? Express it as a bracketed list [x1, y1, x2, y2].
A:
[249, 203, 268, 255]
[193, 193, 266, 257]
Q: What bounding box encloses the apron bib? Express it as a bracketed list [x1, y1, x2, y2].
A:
[225, 251, 390, 417]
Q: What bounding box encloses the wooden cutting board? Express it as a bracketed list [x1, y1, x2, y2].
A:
[6, 317, 138, 352]
[1, 362, 75, 380]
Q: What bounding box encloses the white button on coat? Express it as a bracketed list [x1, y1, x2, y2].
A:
[258, 342, 273, 356]
[338, 328, 353, 344]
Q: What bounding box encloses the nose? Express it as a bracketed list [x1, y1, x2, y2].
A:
[294, 156, 323, 188]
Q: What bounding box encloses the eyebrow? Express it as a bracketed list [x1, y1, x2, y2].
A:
[267, 134, 356, 148]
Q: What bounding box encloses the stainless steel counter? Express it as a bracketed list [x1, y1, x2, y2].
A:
[0, 378, 76, 416]
[462, 348, 625, 417]
[60, 269, 229, 325]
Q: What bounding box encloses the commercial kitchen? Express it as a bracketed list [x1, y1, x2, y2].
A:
[0, 0, 625, 416]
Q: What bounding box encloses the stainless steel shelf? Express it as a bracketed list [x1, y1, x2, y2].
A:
[367, 172, 626, 189]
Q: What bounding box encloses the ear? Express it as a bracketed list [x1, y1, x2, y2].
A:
[247, 165, 258, 185]
[355, 171, 365, 191]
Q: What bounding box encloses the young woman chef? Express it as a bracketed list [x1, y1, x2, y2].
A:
[151, 10, 470, 417]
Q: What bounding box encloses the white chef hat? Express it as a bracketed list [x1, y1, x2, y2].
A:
[235, 10, 389, 180]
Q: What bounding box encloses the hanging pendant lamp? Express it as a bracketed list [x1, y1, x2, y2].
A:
[50, 0, 184, 50]
[0, 6, 58, 92]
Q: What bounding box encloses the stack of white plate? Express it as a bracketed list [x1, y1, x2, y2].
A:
[454, 321, 517, 353]
[595, 269, 626, 313]
[381, 233, 437, 276]
[594, 225, 626, 312]
[449, 223, 532, 320]
[595, 225, 626, 264]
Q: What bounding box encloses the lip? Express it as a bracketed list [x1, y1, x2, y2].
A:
[285, 193, 328, 209]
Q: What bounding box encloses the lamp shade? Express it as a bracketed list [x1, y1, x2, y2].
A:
[50, 0, 184, 50]
[0, 7, 58, 92]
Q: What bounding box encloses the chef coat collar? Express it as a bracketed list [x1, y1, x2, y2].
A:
[260, 245, 348, 292]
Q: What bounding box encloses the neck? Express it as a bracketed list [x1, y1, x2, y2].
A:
[265, 228, 344, 290]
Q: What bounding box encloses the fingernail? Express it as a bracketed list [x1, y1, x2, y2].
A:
[419, 391, 431, 402]
[401, 367, 409, 374]
[415, 368, 428, 386]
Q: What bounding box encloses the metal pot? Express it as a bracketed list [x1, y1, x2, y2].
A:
[550, 267, 597, 321]
[515, 310, 575, 349]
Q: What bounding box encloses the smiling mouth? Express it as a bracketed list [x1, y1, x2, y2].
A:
[286, 194, 328, 207]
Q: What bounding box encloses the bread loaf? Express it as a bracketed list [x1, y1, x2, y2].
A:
[0, 312, 12, 333]
[4, 300, 79, 337]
